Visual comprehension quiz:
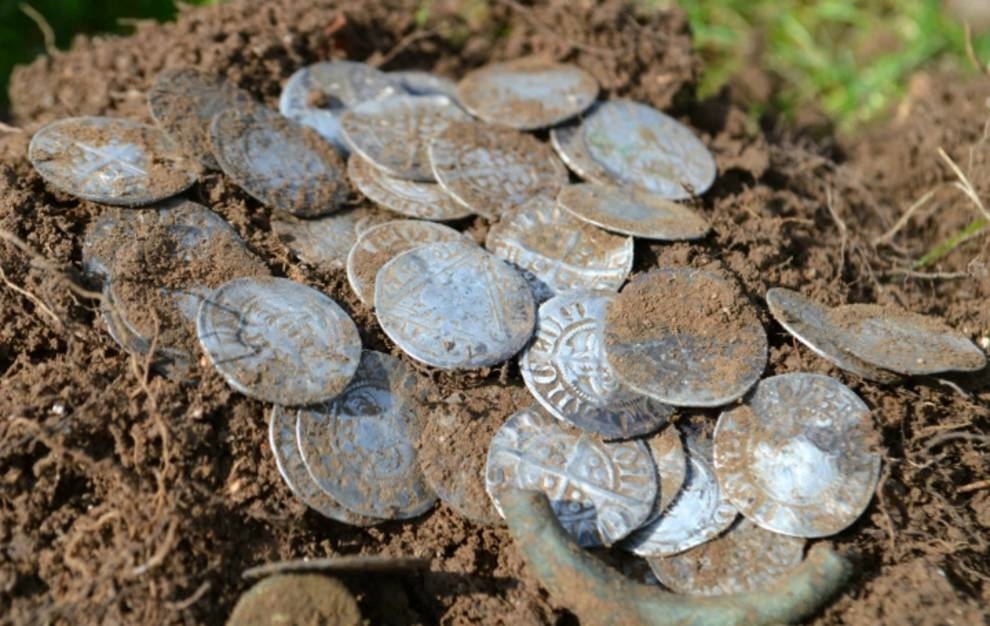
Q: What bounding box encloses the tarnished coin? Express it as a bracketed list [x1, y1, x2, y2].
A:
[210, 106, 349, 218]
[645, 425, 688, 521]
[28, 116, 197, 206]
[346, 219, 463, 306]
[375, 240, 536, 369]
[296, 351, 437, 520]
[390, 70, 459, 101]
[485, 406, 657, 546]
[457, 57, 598, 130]
[227, 574, 361, 626]
[341, 95, 469, 181]
[520, 291, 672, 439]
[714, 373, 881, 538]
[100, 281, 193, 378]
[83, 209, 132, 277]
[557, 183, 711, 241]
[196, 277, 361, 405]
[647, 518, 806, 596]
[582, 100, 717, 199]
[428, 120, 568, 219]
[486, 196, 633, 296]
[549, 116, 612, 185]
[347, 155, 472, 221]
[604, 268, 767, 407]
[271, 206, 393, 270]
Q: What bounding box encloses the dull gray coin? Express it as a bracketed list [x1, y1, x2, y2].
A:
[520, 291, 673, 439]
[557, 183, 711, 240]
[28, 116, 197, 206]
[645, 424, 688, 522]
[390, 70, 459, 101]
[714, 373, 881, 538]
[82, 209, 133, 278]
[375, 239, 536, 369]
[582, 100, 717, 199]
[271, 205, 393, 270]
[196, 276, 361, 405]
[226, 574, 362, 626]
[296, 350, 437, 520]
[457, 57, 598, 130]
[347, 154, 472, 221]
[549, 115, 612, 185]
[485, 406, 657, 547]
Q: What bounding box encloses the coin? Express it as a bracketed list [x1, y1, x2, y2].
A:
[604, 268, 767, 407]
[100, 281, 193, 378]
[645, 424, 688, 521]
[296, 351, 437, 520]
[486, 196, 634, 296]
[375, 240, 536, 369]
[226, 574, 361, 626]
[196, 276, 361, 405]
[346, 219, 463, 306]
[28, 116, 197, 206]
[549, 116, 612, 185]
[457, 57, 598, 130]
[519, 291, 673, 439]
[271, 206, 393, 270]
[557, 183, 711, 241]
[713, 373, 881, 538]
[347, 155, 472, 221]
[83, 209, 132, 278]
[390, 70, 459, 101]
[428, 120, 568, 219]
[582, 99, 717, 199]
[210, 106, 349, 218]
[485, 406, 657, 547]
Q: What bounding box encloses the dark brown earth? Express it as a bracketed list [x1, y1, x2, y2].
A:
[1, 0, 989, 624]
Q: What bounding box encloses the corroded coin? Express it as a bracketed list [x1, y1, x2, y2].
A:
[519, 291, 672, 439]
[271, 206, 393, 270]
[390, 70, 459, 101]
[604, 268, 767, 407]
[557, 183, 711, 241]
[375, 240, 536, 369]
[486, 196, 633, 296]
[196, 276, 361, 405]
[714, 373, 881, 538]
[457, 57, 598, 130]
[83, 209, 132, 277]
[100, 281, 193, 378]
[28, 116, 197, 206]
[296, 351, 437, 520]
[485, 406, 657, 547]
[645, 424, 688, 521]
[428, 120, 568, 219]
[227, 574, 361, 626]
[347, 155, 472, 221]
[549, 116, 612, 185]
[210, 106, 349, 218]
[582, 100, 717, 199]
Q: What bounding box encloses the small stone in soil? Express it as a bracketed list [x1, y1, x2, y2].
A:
[347, 153, 472, 221]
[557, 183, 711, 241]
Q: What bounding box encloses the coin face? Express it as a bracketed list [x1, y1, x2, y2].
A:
[428, 120, 568, 219]
[520, 291, 672, 439]
[28, 116, 197, 206]
[582, 100, 717, 199]
[485, 406, 657, 547]
[604, 268, 767, 407]
[347, 155, 472, 221]
[296, 351, 437, 520]
[390, 70, 459, 101]
[196, 276, 362, 405]
[557, 183, 711, 241]
[457, 57, 598, 130]
[645, 424, 688, 521]
[486, 196, 634, 296]
[713, 373, 881, 538]
[271, 206, 393, 270]
[228, 575, 362, 626]
[375, 240, 536, 369]
[210, 106, 349, 218]
[549, 117, 612, 185]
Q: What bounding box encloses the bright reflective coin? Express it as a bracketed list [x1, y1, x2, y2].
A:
[582, 100, 716, 199]
[375, 240, 536, 369]
[271, 206, 393, 270]
[714, 373, 881, 538]
[347, 155, 472, 221]
[549, 117, 612, 185]
[645, 425, 688, 521]
[28, 116, 197, 206]
[557, 183, 711, 240]
[196, 277, 361, 405]
[485, 406, 657, 546]
[390, 70, 459, 101]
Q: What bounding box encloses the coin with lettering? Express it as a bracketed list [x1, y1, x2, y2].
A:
[347, 155, 472, 221]
[390, 70, 459, 101]
[549, 116, 612, 185]
[557, 183, 711, 241]
[271, 206, 393, 270]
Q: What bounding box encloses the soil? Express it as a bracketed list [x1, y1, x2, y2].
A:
[1, 0, 989, 625]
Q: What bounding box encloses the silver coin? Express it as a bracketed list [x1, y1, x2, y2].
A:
[390, 70, 459, 101]
[346, 219, 463, 306]
[210, 106, 349, 218]
[100, 281, 193, 378]
[520, 291, 672, 439]
[341, 95, 469, 181]
[457, 57, 598, 130]
[645, 424, 688, 522]
[347, 154, 472, 221]
[83, 209, 132, 278]
[582, 100, 717, 199]
[28, 116, 197, 206]
[485, 406, 657, 547]
[765, 288, 900, 383]
[549, 113, 612, 185]
[271, 206, 393, 270]
[714, 373, 881, 538]
[296, 350, 437, 520]
[428, 120, 568, 219]
[557, 183, 711, 241]
[196, 276, 361, 405]
[375, 240, 536, 369]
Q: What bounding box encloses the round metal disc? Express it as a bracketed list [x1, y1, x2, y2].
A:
[557, 183, 711, 241]
[549, 116, 612, 185]
[520, 290, 673, 439]
[271, 206, 393, 270]
[485, 406, 657, 547]
[227, 574, 362, 626]
[28, 116, 197, 206]
[645, 424, 688, 521]
[714, 373, 881, 538]
[196, 276, 361, 405]
[582, 100, 717, 199]
[347, 154, 472, 221]
[375, 240, 536, 369]
[390, 70, 459, 101]
[83, 209, 132, 278]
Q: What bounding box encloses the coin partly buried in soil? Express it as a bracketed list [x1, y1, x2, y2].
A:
[226, 574, 361, 626]
[347, 154, 472, 221]
[557, 183, 711, 241]
[271, 205, 393, 270]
